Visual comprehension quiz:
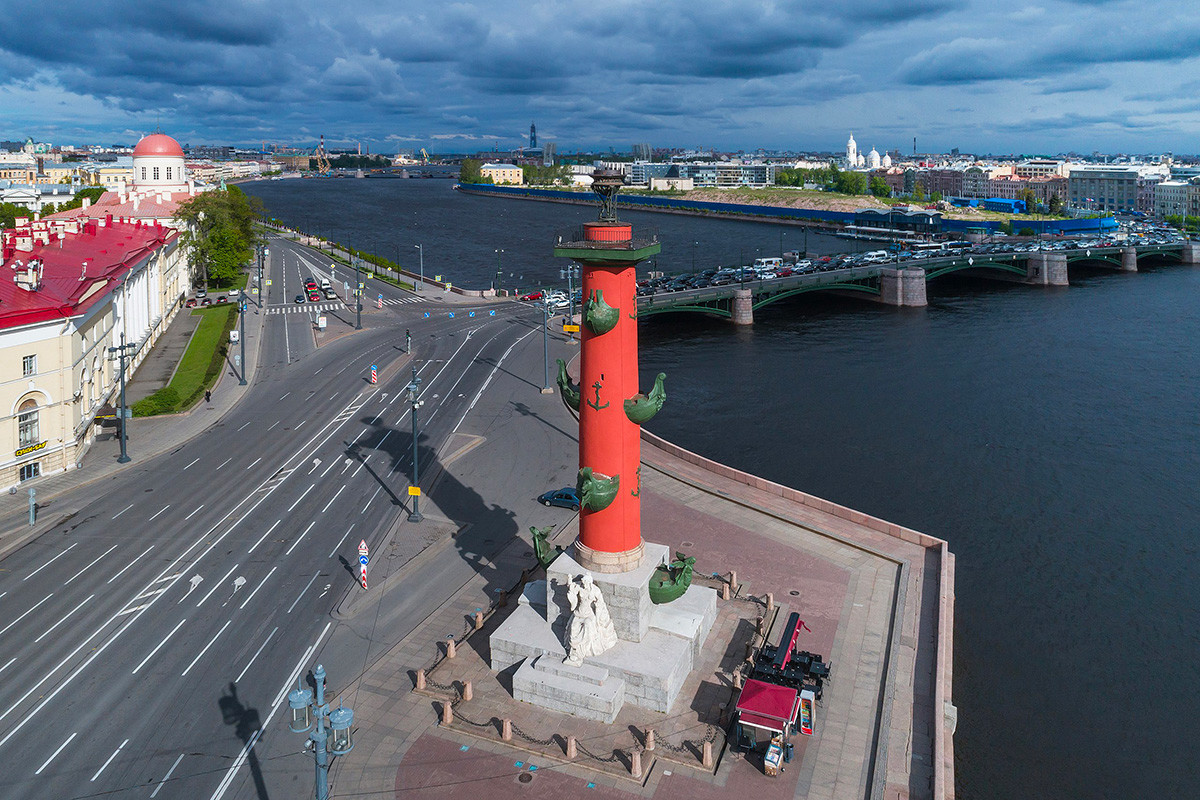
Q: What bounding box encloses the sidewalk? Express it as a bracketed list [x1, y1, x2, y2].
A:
[0, 274, 272, 560]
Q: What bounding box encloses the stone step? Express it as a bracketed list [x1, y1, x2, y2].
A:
[512, 656, 625, 724]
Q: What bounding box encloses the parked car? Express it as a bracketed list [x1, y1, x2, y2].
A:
[200, 297, 213, 306]
[185, 298, 197, 308]
[307, 290, 321, 302]
[520, 291, 543, 301]
[537, 487, 580, 511]
[294, 293, 306, 304]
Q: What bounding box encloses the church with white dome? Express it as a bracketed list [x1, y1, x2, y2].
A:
[131, 133, 188, 190]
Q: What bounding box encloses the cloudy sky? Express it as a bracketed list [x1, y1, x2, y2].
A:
[0, 0, 1195, 155]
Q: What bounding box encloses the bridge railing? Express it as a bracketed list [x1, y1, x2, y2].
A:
[554, 224, 660, 251]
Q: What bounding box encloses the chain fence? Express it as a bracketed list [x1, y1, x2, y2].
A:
[576, 741, 625, 764]
[510, 723, 558, 748]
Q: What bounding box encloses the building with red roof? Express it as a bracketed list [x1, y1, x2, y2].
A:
[0, 213, 190, 487]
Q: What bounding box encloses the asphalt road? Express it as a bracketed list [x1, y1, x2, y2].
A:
[0, 235, 582, 799]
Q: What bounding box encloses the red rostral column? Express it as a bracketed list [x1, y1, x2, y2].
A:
[554, 170, 661, 573]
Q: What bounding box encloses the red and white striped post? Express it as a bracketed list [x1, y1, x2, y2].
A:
[370, 364, 377, 384]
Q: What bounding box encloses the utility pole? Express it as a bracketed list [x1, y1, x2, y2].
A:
[108, 333, 135, 464]
[353, 243, 362, 330]
[541, 299, 552, 394]
[494, 249, 504, 294]
[238, 291, 248, 385]
[407, 366, 423, 522]
[414, 244, 424, 290]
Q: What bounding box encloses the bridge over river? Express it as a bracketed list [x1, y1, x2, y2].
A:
[636, 241, 1200, 324]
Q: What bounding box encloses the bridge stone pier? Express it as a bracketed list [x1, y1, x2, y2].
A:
[879, 267, 928, 307]
[1120, 247, 1138, 272]
[1183, 242, 1200, 264]
[1025, 252, 1069, 286]
[731, 286, 754, 325]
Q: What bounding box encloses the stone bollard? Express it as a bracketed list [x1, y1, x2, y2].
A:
[766, 592, 774, 614]
[502, 718, 513, 741]
[415, 669, 426, 691]
[474, 610, 484, 630]
[446, 636, 457, 659]
[463, 681, 473, 702]
[645, 729, 656, 751]
[702, 740, 713, 769]
[733, 671, 743, 689]
[730, 570, 739, 592]
[441, 701, 453, 725]
[745, 641, 755, 660]
[566, 735, 578, 759]
[631, 748, 643, 779]
[755, 615, 764, 634]
[721, 582, 730, 601]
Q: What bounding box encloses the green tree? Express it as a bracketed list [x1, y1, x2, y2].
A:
[869, 176, 891, 198]
[1018, 226, 1036, 236]
[1020, 188, 1038, 214]
[912, 181, 926, 202]
[931, 191, 943, 204]
[459, 159, 482, 184]
[1048, 194, 1063, 215]
[175, 188, 263, 291]
[999, 220, 1014, 235]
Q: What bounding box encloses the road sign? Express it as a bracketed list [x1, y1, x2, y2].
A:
[489, 310, 495, 316]
[423, 312, 430, 318]
[370, 365, 378, 384]
[469, 311, 475, 317]
[266, 279, 272, 286]
[358, 539, 369, 554]
[408, 486, 422, 496]
[360, 563, 368, 590]
[377, 293, 383, 309]
[448, 312, 455, 319]
[359, 554, 369, 566]
[563, 324, 580, 333]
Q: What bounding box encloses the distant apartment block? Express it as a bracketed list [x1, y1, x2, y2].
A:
[480, 163, 523, 185]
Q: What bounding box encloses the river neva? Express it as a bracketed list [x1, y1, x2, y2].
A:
[244, 177, 1200, 798]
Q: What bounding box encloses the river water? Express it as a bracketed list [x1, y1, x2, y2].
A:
[244, 177, 1200, 799]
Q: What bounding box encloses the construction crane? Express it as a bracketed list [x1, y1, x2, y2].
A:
[420, 148, 430, 165]
[313, 134, 332, 175]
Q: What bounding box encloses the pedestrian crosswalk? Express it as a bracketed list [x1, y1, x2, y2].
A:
[267, 302, 342, 315]
[380, 295, 421, 305]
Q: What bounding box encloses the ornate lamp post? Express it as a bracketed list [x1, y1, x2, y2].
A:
[406, 367, 423, 522]
[288, 664, 354, 800]
[108, 333, 135, 464]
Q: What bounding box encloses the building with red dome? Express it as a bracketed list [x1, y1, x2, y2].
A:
[131, 132, 187, 190]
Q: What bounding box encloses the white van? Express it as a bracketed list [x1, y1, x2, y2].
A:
[753, 257, 783, 270]
[319, 277, 331, 290]
[863, 251, 890, 262]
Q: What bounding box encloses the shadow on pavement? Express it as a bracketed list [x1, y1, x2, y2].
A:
[219, 683, 269, 800]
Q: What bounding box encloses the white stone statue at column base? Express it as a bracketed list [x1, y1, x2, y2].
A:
[564, 573, 617, 666]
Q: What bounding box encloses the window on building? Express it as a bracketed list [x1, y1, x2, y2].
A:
[17, 399, 39, 448]
[22, 354, 35, 376]
[153, 167, 160, 180]
[19, 462, 40, 482]
[166, 167, 172, 181]
[141, 167, 147, 180]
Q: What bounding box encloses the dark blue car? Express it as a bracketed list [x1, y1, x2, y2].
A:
[538, 487, 579, 511]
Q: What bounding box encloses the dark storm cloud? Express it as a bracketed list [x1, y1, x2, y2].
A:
[0, 0, 1192, 151]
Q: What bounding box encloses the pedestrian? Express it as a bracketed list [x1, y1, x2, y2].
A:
[205, 390, 212, 404]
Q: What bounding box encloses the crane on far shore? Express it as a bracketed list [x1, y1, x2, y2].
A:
[314, 134, 332, 175]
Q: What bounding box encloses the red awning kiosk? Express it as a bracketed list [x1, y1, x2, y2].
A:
[734, 678, 801, 756]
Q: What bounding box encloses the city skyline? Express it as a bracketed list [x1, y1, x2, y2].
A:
[0, 0, 1196, 154]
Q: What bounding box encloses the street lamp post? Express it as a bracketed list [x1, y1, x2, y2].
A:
[494, 249, 504, 294]
[559, 264, 579, 342]
[238, 291, 248, 386]
[288, 664, 355, 800]
[540, 299, 552, 394]
[407, 366, 423, 522]
[108, 333, 135, 464]
[414, 244, 424, 290]
[353, 243, 362, 330]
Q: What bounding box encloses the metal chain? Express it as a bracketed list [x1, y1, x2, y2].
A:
[510, 723, 557, 747]
[425, 676, 455, 692]
[576, 741, 623, 764]
[452, 708, 495, 729]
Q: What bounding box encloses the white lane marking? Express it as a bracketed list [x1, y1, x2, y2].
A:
[183, 457, 200, 470]
[23, 542, 77, 581]
[184, 504, 205, 521]
[0, 657, 15, 674]
[451, 328, 538, 433]
[0, 393, 373, 752]
[235, 626, 278, 683]
[150, 753, 186, 797]
[35, 731, 77, 775]
[35, 594, 94, 643]
[180, 574, 203, 603]
[363, 484, 383, 514]
[91, 738, 128, 782]
[197, 564, 239, 607]
[237, 420, 252, 431]
[287, 571, 320, 613]
[112, 503, 134, 520]
[64, 544, 118, 585]
[285, 521, 317, 556]
[314, 367, 323, 375]
[328, 524, 355, 558]
[240, 566, 277, 610]
[216, 457, 232, 471]
[132, 585, 168, 602]
[210, 623, 333, 800]
[247, 519, 281, 554]
[246, 456, 262, 470]
[320, 485, 345, 513]
[106, 545, 154, 584]
[295, 420, 306, 431]
[182, 620, 231, 676]
[287, 483, 315, 512]
[0, 593, 53, 640]
[132, 618, 186, 674]
[308, 459, 321, 474]
[148, 504, 171, 522]
[280, 392, 291, 400]
[341, 460, 352, 475]
[267, 421, 280, 432]
[320, 458, 337, 477]
[117, 603, 149, 616]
